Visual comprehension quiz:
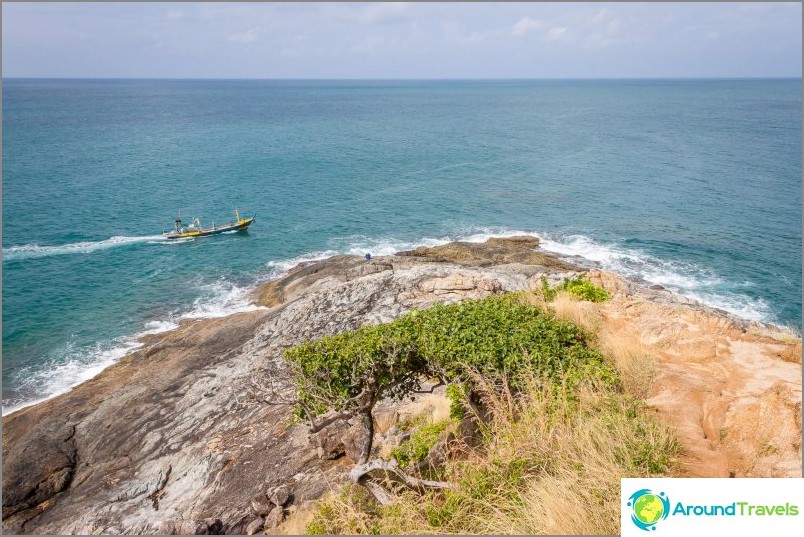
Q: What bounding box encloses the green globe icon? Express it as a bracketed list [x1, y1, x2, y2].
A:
[634, 494, 664, 525]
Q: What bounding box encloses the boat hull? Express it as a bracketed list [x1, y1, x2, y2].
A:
[163, 216, 255, 240]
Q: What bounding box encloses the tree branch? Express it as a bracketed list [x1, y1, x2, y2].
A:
[349, 459, 455, 491]
[411, 380, 446, 394]
[363, 481, 395, 506]
[307, 410, 353, 433]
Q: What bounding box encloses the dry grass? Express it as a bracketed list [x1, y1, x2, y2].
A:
[779, 340, 802, 364]
[276, 505, 317, 535]
[306, 371, 680, 535]
[517, 288, 547, 309]
[395, 390, 453, 426]
[598, 331, 657, 399]
[549, 290, 602, 334]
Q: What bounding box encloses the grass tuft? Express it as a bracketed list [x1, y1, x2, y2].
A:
[306, 371, 680, 535]
[598, 331, 657, 400]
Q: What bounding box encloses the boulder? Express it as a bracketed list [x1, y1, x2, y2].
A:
[340, 421, 368, 463]
[484, 236, 540, 249]
[250, 496, 273, 517]
[312, 425, 345, 460]
[263, 506, 284, 530]
[268, 484, 292, 508]
[422, 430, 456, 470]
[245, 517, 264, 535]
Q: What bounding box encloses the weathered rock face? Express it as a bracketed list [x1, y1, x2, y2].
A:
[2, 236, 800, 535]
[585, 269, 803, 478]
[395, 236, 572, 270]
[1, 237, 563, 535]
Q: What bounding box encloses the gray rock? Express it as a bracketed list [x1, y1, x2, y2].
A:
[312, 425, 346, 460]
[245, 517, 264, 535]
[156, 520, 177, 535]
[341, 421, 368, 463]
[263, 507, 284, 530]
[269, 484, 292, 508]
[250, 496, 273, 517]
[177, 520, 210, 535]
[204, 518, 224, 535]
[421, 430, 455, 470]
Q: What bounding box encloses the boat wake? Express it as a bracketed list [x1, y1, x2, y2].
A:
[2, 235, 164, 261]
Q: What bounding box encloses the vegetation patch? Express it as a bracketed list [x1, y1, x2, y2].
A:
[541, 274, 611, 303]
[307, 375, 680, 535]
[391, 419, 453, 469]
[286, 290, 678, 535]
[284, 294, 616, 424]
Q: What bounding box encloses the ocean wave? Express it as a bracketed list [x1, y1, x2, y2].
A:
[1, 279, 266, 415]
[340, 235, 453, 257]
[179, 279, 267, 320]
[2, 235, 165, 261]
[3, 227, 778, 415]
[260, 228, 774, 324]
[536, 233, 773, 323]
[264, 249, 341, 278]
[1, 318, 179, 416]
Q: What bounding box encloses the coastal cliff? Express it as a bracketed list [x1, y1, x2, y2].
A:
[2, 237, 800, 535]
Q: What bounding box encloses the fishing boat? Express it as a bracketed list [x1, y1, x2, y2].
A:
[163, 209, 255, 240]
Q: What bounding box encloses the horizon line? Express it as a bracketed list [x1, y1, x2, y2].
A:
[3, 75, 802, 81]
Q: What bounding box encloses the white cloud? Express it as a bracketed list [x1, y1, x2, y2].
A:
[352, 33, 388, 54]
[442, 22, 504, 46]
[543, 26, 569, 41]
[167, 9, 184, 20]
[279, 47, 303, 58]
[581, 7, 628, 49]
[704, 31, 720, 40]
[512, 16, 543, 37]
[343, 2, 412, 25]
[228, 28, 258, 43]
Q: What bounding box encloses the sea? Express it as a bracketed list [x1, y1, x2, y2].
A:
[2, 78, 801, 414]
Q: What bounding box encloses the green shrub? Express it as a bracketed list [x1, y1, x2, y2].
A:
[560, 275, 611, 302]
[391, 420, 452, 469]
[284, 315, 430, 422]
[445, 383, 466, 420]
[283, 294, 617, 424]
[541, 275, 610, 303]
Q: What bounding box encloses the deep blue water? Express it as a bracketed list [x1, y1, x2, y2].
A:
[2, 78, 801, 413]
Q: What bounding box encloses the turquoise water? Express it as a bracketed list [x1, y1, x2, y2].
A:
[2, 78, 801, 413]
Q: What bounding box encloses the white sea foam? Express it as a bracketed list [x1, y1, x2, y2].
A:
[3, 227, 777, 416]
[264, 250, 341, 278]
[341, 234, 453, 257]
[536, 232, 773, 323]
[2, 235, 165, 261]
[179, 279, 267, 320]
[1, 318, 180, 416]
[1, 277, 276, 415]
[259, 228, 773, 324]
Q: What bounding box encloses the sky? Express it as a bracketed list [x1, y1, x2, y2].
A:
[2, 2, 802, 79]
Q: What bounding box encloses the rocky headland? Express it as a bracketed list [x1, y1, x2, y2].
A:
[2, 236, 801, 534]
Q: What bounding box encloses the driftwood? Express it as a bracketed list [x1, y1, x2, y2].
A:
[362, 481, 396, 506]
[349, 458, 455, 492]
